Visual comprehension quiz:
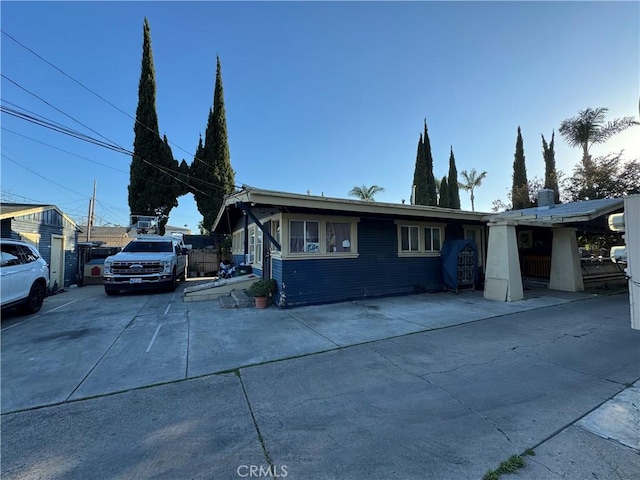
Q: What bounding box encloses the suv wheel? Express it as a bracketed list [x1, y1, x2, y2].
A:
[20, 281, 46, 314]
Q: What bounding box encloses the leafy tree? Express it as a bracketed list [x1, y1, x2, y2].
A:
[541, 131, 560, 204]
[191, 56, 236, 231]
[447, 146, 461, 209]
[128, 18, 178, 235]
[511, 126, 529, 210]
[438, 176, 450, 208]
[459, 168, 487, 212]
[565, 153, 640, 202]
[348, 184, 385, 201]
[412, 133, 427, 205]
[423, 120, 438, 206]
[559, 107, 638, 170]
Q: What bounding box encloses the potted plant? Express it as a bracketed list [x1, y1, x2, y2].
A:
[248, 279, 277, 309]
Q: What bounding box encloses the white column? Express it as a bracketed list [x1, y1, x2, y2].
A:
[484, 222, 524, 302]
[623, 195, 640, 330]
[549, 227, 584, 292]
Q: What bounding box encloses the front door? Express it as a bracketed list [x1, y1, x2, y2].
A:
[50, 235, 64, 290]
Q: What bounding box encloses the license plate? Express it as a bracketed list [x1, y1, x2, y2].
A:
[130, 278, 142, 284]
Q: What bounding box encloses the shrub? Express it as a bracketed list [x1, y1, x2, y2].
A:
[248, 279, 277, 297]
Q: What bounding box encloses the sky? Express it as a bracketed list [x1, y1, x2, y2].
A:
[2, 1, 639, 233]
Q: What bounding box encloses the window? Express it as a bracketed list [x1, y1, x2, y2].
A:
[232, 231, 244, 254]
[424, 227, 441, 252]
[1, 244, 23, 267]
[283, 216, 358, 257]
[326, 222, 351, 253]
[249, 227, 255, 262]
[256, 228, 263, 264]
[400, 225, 419, 252]
[270, 220, 281, 252]
[396, 222, 444, 256]
[290, 220, 319, 253]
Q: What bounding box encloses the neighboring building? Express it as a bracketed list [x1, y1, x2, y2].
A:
[79, 225, 131, 248]
[212, 186, 487, 307]
[165, 225, 192, 237]
[1, 203, 81, 289]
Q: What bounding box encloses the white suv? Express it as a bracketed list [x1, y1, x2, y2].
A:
[1, 239, 50, 314]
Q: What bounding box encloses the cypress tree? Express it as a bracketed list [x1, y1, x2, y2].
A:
[192, 56, 236, 231]
[512, 126, 529, 210]
[128, 18, 177, 234]
[411, 133, 427, 205]
[447, 146, 461, 209]
[542, 131, 560, 204]
[438, 176, 450, 208]
[423, 120, 438, 206]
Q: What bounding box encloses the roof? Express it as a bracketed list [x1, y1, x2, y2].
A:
[213, 185, 487, 233]
[78, 226, 130, 248]
[0, 203, 79, 229]
[488, 197, 624, 226]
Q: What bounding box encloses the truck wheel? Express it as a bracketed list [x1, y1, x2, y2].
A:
[105, 286, 119, 296]
[19, 280, 46, 314]
[168, 270, 177, 292]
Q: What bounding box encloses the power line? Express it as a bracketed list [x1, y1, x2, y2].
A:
[1, 152, 88, 199]
[1, 126, 128, 174]
[1, 73, 125, 150]
[1, 28, 243, 184]
[2, 100, 233, 195]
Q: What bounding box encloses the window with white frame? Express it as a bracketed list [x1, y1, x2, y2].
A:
[424, 226, 441, 252]
[397, 222, 444, 255]
[290, 220, 319, 253]
[256, 227, 263, 264]
[326, 222, 352, 253]
[400, 225, 419, 252]
[232, 231, 244, 254]
[248, 227, 255, 263]
[270, 220, 281, 252]
[284, 216, 358, 257]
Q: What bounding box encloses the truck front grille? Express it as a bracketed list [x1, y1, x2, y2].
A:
[112, 261, 164, 275]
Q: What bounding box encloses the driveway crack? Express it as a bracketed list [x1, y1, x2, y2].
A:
[237, 370, 278, 478]
[365, 344, 513, 444]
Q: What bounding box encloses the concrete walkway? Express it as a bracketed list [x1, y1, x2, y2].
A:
[1, 286, 638, 479]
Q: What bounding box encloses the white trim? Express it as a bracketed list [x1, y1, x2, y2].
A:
[395, 220, 445, 256]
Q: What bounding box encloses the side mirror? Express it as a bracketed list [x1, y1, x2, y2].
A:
[181, 248, 188, 255]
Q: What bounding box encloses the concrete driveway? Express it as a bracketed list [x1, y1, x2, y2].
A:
[1, 284, 639, 479]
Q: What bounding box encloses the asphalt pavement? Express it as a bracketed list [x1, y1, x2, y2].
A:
[1, 284, 638, 479]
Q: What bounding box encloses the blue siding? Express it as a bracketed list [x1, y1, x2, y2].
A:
[277, 218, 446, 308]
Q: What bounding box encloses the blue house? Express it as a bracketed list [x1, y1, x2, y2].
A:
[212, 187, 487, 307]
[0, 203, 81, 289]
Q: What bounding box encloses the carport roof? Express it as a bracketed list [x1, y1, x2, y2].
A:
[487, 197, 624, 227]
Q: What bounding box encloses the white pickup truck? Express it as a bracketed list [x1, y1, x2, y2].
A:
[102, 236, 188, 295]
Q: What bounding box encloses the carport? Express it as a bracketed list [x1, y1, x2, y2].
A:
[483, 191, 624, 302]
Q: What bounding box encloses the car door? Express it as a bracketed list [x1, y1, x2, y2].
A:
[1, 244, 24, 304]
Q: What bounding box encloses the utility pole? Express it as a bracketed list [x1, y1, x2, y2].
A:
[86, 180, 96, 242]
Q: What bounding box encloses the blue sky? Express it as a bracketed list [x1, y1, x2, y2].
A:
[2, 1, 638, 232]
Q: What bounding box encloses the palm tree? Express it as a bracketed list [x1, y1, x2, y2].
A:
[458, 169, 487, 212]
[348, 184, 385, 202]
[559, 107, 638, 169]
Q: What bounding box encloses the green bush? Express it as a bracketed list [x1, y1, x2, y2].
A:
[248, 279, 277, 297]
